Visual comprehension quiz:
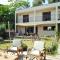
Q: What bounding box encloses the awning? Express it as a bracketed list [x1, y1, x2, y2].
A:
[16, 21, 57, 27]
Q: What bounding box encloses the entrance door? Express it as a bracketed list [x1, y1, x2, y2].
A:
[27, 27, 34, 33]
[25, 27, 34, 35]
[25, 26, 38, 35]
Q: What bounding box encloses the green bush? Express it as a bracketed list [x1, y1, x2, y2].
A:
[44, 37, 58, 55]
[51, 42, 58, 54]
[21, 43, 27, 51]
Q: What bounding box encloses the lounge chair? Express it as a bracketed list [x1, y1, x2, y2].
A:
[29, 40, 46, 60]
[7, 38, 22, 54]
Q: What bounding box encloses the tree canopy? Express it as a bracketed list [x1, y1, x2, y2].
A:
[0, 0, 30, 30]
[33, 0, 45, 6]
[48, 0, 60, 3]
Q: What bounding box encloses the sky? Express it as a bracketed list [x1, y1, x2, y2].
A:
[0, 0, 48, 6]
[0, 0, 10, 5]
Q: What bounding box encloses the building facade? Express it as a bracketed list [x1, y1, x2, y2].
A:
[15, 2, 60, 37]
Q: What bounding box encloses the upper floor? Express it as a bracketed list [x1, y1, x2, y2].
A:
[15, 2, 60, 24]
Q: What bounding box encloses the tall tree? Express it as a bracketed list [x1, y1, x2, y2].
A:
[33, 0, 45, 6]
[0, 1, 30, 38]
[48, 0, 60, 3]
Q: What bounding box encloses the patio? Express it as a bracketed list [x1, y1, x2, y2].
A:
[0, 38, 59, 60]
[0, 51, 60, 60]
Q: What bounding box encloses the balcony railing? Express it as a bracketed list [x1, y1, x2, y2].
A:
[16, 13, 60, 23]
[38, 31, 55, 37]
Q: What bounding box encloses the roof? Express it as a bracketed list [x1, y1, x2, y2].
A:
[16, 2, 60, 14]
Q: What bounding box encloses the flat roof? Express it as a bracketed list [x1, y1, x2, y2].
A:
[16, 2, 60, 14]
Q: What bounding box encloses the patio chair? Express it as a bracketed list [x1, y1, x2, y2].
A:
[29, 40, 46, 60]
[7, 38, 23, 54]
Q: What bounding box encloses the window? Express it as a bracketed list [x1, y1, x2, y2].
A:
[25, 27, 34, 33]
[58, 6, 60, 9]
[23, 15, 29, 22]
[43, 26, 47, 30]
[43, 26, 55, 31]
[43, 12, 51, 21]
[51, 26, 55, 30]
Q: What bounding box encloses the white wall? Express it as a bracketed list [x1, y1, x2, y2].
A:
[17, 27, 25, 34]
[18, 15, 23, 23]
[51, 10, 56, 21]
[17, 8, 56, 23]
[29, 12, 34, 22]
[35, 11, 42, 22]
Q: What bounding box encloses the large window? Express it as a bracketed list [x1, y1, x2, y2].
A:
[43, 12, 51, 21]
[23, 15, 29, 22]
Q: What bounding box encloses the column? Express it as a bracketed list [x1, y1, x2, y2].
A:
[15, 11, 16, 33]
[34, 9, 36, 34]
[55, 5, 58, 39]
[56, 5, 58, 32]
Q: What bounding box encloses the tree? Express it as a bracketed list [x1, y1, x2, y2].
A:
[48, 0, 60, 3]
[0, 1, 30, 39]
[33, 0, 45, 6]
[8, 0, 30, 29]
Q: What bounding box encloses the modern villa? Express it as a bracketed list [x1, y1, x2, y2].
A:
[15, 2, 60, 37]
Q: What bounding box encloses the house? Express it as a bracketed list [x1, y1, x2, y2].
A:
[15, 2, 60, 37]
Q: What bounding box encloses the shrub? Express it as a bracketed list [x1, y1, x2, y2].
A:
[44, 37, 58, 55]
[21, 43, 27, 51]
[51, 42, 58, 54]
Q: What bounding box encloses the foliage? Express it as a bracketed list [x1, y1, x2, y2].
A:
[48, 0, 60, 3]
[0, 1, 30, 29]
[0, 1, 30, 38]
[44, 37, 58, 55]
[21, 43, 27, 51]
[55, 32, 60, 42]
[33, 0, 45, 6]
[0, 40, 11, 49]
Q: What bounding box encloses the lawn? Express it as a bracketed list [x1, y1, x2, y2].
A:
[0, 39, 33, 49]
[22, 39, 33, 48]
[0, 40, 11, 49]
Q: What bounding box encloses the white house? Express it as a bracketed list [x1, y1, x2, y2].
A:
[15, 2, 60, 37]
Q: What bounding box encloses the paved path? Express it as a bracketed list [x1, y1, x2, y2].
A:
[0, 51, 60, 60]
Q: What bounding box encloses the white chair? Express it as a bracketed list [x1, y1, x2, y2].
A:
[7, 38, 22, 53]
[30, 40, 46, 60]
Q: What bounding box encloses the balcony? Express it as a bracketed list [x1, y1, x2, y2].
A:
[16, 13, 60, 23]
[38, 31, 55, 37]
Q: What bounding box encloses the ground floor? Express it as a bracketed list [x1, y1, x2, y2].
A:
[16, 23, 60, 37]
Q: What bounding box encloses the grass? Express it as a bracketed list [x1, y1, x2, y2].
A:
[0, 39, 33, 49]
[22, 39, 33, 48]
[0, 40, 11, 49]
